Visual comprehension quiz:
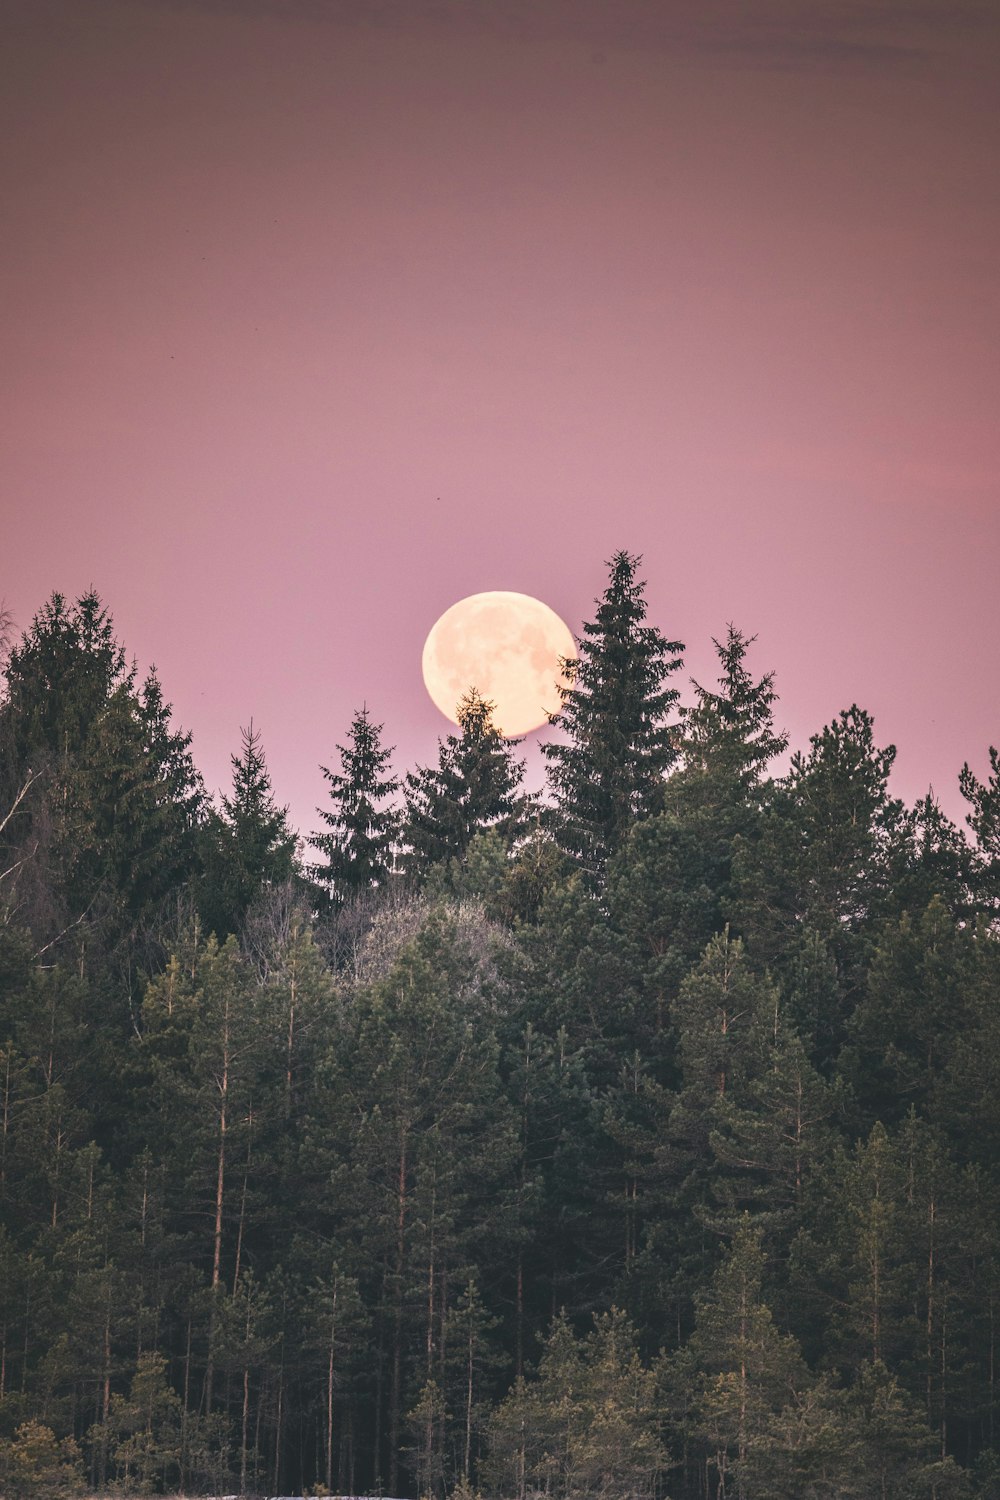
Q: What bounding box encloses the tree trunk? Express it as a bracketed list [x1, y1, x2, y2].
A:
[464, 1304, 474, 1481]
[327, 1283, 338, 1496]
[233, 1107, 253, 1293]
[206, 992, 230, 1412]
[389, 1127, 408, 1495]
[181, 1316, 192, 1493]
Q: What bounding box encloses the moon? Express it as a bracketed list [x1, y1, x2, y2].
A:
[422, 592, 576, 738]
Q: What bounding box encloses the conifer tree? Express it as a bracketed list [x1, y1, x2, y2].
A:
[0, 592, 204, 951]
[732, 704, 907, 1010]
[542, 551, 683, 877]
[486, 1309, 663, 1500]
[844, 898, 981, 1127]
[664, 1217, 809, 1500]
[201, 722, 297, 934]
[605, 630, 787, 1016]
[310, 707, 399, 906]
[679, 624, 787, 794]
[960, 746, 1000, 911]
[892, 792, 973, 920]
[401, 689, 533, 878]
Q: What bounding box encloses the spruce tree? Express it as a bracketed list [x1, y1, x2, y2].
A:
[542, 550, 683, 877]
[310, 707, 399, 906]
[201, 723, 297, 935]
[0, 591, 204, 953]
[731, 704, 908, 1019]
[664, 1217, 809, 1500]
[679, 624, 787, 793]
[401, 689, 533, 879]
[606, 628, 787, 1012]
[959, 746, 1000, 911]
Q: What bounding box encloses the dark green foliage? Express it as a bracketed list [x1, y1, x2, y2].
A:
[844, 898, 989, 1127]
[893, 791, 974, 919]
[198, 721, 297, 936]
[600, 629, 788, 1015]
[543, 551, 684, 877]
[401, 688, 534, 878]
[731, 705, 910, 1068]
[680, 624, 788, 793]
[663, 1217, 811, 1499]
[310, 706, 400, 905]
[0, 592, 204, 962]
[5, 573, 1000, 1499]
[486, 1309, 664, 1500]
[961, 747, 1000, 911]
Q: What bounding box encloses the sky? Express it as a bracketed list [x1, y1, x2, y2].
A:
[3, 0, 998, 837]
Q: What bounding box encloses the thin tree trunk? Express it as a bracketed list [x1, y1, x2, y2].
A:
[1, 1047, 11, 1200]
[389, 1126, 408, 1495]
[233, 1106, 253, 1293]
[181, 1316, 192, 1493]
[426, 1183, 436, 1377]
[273, 1330, 285, 1496]
[373, 1269, 387, 1488]
[285, 966, 297, 1117]
[990, 1290, 996, 1449]
[50, 1124, 64, 1229]
[464, 1301, 474, 1481]
[516, 1241, 527, 1377]
[926, 1193, 936, 1432]
[206, 992, 231, 1412]
[941, 1297, 948, 1459]
[327, 1283, 338, 1495]
[98, 1291, 111, 1490]
[241, 1363, 250, 1494]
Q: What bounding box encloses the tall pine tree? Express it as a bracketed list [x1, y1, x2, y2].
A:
[310, 707, 399, 906]
[200, 723, 297, 936]
[0, 591, 204, 957]
[401, 689, 533, 879]
[542, 551, 683, 878]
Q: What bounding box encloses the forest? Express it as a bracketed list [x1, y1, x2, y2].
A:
[1, 551, 1000, 1500]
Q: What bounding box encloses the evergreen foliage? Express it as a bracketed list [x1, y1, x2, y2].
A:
[199, 720, 297, 936]
[310, 706, 400, 904]
[401, 688, 534, 878]
[543, 551, 684, 877]
[3, 571, 1000, 1499]
[0, 591, 204, 964]
[961, 746, 1000, 910]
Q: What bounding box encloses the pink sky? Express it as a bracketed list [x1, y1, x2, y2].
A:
[3, 0, 998, 835]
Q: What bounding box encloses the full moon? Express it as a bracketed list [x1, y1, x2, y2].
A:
[422, 592, 576, 738]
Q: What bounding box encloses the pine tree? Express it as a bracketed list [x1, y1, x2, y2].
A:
[664, 1217, 809, 1500]
[891, 791, 973, 920]
[959, 747, 1000, 912]
[0, 591, 127, 774]
[542, 551, 683, 877]
[731, 704, 908, 1018]
[310, 707, 400, 906]
[0, 592, 204, 953]
[321, 906, 517, 1492]
[401, 689, 533, 879]
[844, 898, 981, 1128]
[486, 1309, 664, 1500]
[201, 722, 297, 935]
[679, 625, 787, 793]
[605, 631, 786, 1019]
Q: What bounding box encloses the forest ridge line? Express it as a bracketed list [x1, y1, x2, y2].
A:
[1, 551, 999, 1499]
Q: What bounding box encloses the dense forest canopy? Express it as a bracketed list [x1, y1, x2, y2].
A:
[1, 557, 999, 1500]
